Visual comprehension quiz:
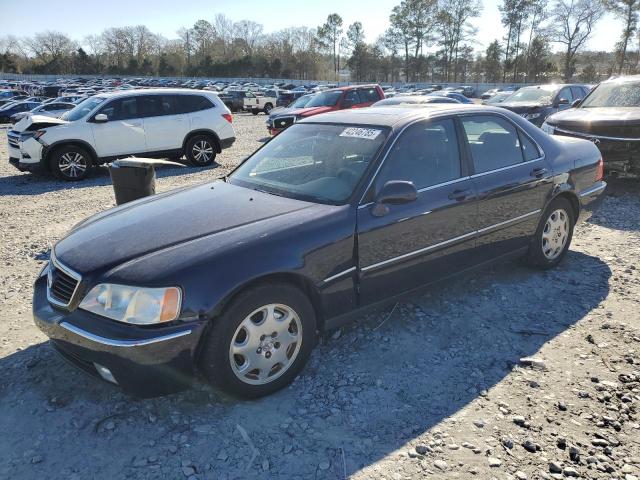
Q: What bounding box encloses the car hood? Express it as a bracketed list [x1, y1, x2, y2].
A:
[498, 102, 550, 113]
[13, 114, 68, 132]
[54, 181, 316, 274]
[546, 107, 640, 138]
[546, 107, 640, 126]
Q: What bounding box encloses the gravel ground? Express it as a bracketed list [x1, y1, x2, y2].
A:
[0, 114, 639, 480]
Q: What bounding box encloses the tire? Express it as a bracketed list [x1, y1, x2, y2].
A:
[263, 103, 273, 114]
[251, 109, 259, 115]
[199, 282, 317, 398]
[525, 197, 575, 269]
[49, 145, 92, 181]
[185, 134, 217, 167]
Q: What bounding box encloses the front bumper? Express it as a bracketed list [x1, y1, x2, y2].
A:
[577, 181, 607, 222]
[7, 133, 44, 171]
[33, 273, 208, 397]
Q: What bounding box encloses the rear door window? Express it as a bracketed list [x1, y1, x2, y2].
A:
[99, 97, 140, 120]
[139, 95, 176, 117]
[461, 115, 524, 173]
[343, 90, 361, 106]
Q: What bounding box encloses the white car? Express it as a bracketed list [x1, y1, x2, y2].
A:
[243, 90, 277, 115]
[7, 89, 235, 181]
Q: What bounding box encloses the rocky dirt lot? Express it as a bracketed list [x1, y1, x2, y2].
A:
[0, 114, 639, 480]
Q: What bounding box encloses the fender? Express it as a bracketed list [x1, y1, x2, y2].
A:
[182, 129, 222, 153]
[546, 180, 580, 219]
[42, 139, 99, 169]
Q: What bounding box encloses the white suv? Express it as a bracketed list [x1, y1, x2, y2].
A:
[7, 89, 236, 181]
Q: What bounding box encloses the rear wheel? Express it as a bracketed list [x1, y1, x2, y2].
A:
[50, 145, 92, 181]
[199, 283, 316, 398]
[525, 197, 575, 269]
[251, 109, 259, 115]
[185, 135, 217, 166]
[263, 103, 273, 114]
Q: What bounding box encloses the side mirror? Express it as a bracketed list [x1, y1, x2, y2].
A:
[571, 98, 582, 107]
[94, 113, 108, 123]
[557, 97, 569, 106]
[371, 180, 417, 216]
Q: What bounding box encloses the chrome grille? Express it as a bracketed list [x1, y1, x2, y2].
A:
[47, 254, 81, 308]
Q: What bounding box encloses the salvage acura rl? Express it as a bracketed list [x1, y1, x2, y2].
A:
[34, 104, 607, 398]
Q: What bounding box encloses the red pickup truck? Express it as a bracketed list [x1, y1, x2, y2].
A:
[266, 84, 385, 135]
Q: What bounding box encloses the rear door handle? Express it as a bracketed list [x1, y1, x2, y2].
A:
[448, 188, 474, 201]
[530, 167, 548, 178]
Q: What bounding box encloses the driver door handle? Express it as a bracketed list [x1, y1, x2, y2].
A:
[530, 167, 548, 178]
[448, 188, 474, 201]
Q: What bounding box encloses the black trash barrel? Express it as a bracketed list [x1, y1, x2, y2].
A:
[108, 158, 184, 205]
[108, 160, 155, 205]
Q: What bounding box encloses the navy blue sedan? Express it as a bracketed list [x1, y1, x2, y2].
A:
[0, 101, 41, 123]
[33, 105, 606, 398]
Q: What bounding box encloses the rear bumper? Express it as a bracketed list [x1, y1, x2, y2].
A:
[32, 273, 208, 397]
[578, 181, 606, 222]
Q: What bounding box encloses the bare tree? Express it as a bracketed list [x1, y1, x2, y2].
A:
[604, 0, 640, 73]
[317, 14, 344, 76]
[548, 0, 604, 81]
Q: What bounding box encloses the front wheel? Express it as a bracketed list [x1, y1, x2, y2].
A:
[185, 135, 217, 166]
[199, 283, 316, 398]
[50, 145, 92, 181]
[525, 197, 575, 269]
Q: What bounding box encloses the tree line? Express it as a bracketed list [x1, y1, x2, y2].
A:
[0, 0, 638, 83]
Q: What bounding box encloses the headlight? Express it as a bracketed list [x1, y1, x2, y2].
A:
[79, 284, 182, 325]
[522, 112, 541, 120]
[541, 122, 556, 134]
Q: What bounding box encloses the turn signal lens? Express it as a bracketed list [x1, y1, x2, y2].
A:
[222, 113, 233, 123]
[595, 157, 604, 182]
[160, 288, 181, 322]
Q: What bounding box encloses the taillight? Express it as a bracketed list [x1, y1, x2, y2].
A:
[222, 113, 233, 123]
[595, 157, 604, 181]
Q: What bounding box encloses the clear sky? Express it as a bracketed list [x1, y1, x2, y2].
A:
[2, 0, 620, 53]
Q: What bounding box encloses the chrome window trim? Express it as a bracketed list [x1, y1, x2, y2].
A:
[360, 209, 541, 272]
[47, 249, 82, 309]
[469, 158, 542, 179]
[555, 127, 640, 142]
[59, 322, 193, 348]
[579, 182, 607, 197]
[322, 266, 357, 284]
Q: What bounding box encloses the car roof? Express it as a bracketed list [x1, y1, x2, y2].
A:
[298, 104, 488, 128]
[95, 88, 213, 98]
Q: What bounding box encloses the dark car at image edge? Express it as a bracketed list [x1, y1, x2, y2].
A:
[542, 75, 640, 176]
[497, 84, 590, 127]
[33, 104, 606, 398]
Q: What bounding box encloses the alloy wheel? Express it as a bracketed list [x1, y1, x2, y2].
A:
[541, 208, 569, 260]
[229, 303, 302, 385]
[58, 152, 87, 179]
[192, 140, 214, 164]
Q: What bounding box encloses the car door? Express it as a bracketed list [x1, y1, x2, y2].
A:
[357, 118, 478, 304]
[140, 94, 186, 151]
[91, 96, 147, 157]
[340, 90, 362, 110]
[356, 87, 381, 107]
[460, 114, 552, 257]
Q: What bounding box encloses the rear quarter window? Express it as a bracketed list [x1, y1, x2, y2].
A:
[176, 95, 214, 114]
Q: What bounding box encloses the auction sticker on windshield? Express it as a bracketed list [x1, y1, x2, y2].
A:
[339, 127, 382, 140]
